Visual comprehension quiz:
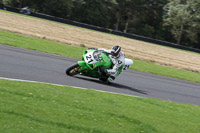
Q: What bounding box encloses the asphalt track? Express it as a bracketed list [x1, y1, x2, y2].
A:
[0, 44, 200, 105]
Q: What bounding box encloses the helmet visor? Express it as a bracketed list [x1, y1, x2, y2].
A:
[112, 51, 118, 57]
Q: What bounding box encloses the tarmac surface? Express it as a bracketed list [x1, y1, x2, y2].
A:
[0, 44, 200, 105]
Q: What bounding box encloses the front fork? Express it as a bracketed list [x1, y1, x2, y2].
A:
[77, 61, 88, 72]
[77, 61, 102, 77]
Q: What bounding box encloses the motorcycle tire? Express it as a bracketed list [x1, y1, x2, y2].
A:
[66, 63, 81, 76]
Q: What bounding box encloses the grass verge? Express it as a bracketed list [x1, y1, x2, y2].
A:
[0, 30, 86, 59]
[0, 79, 200, 133]
[0, 30, 200, 83]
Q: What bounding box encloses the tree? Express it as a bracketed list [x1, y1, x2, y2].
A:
[31, 0, 74, 18]
[163, 0, 200, 45]
[2, 0, 75, 18]
[70, 0, 116, 28]
[113, 0, 138, 32]
[2, 0, 33, 8]
[113, 0, 168, 34]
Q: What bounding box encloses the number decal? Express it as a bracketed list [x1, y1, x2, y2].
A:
[88, 59, 94, 63]
[118, 60, 122, 64]
[86, 55, 91, 60]
[86, 55, 93, 63]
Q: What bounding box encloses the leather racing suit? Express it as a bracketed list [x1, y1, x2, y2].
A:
[98, 48, 125, 82]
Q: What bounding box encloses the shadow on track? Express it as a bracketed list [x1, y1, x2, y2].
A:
[74, 76, 148, 95]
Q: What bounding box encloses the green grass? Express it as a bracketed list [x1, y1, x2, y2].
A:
[0, 30, 86, 59]
[0, 79, 200, 133]
[131, 60, 200, 83]
[0, 30, 200, 83]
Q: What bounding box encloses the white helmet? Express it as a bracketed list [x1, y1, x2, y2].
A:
[111, 46, 121, 58]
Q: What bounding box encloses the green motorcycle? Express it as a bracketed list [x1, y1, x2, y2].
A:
[66, 48, 133, 82]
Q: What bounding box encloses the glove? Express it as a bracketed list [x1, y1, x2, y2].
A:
[103, 69, 111, 76]
[103, 69, 107, 73]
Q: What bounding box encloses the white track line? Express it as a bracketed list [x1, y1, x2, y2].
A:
[0, 77, 142, 98]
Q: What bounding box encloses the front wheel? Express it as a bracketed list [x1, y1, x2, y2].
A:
[66, 63, 82, 76]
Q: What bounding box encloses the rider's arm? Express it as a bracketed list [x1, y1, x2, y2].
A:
[107, 56, 125, 74]
[107, 65, 118, 74]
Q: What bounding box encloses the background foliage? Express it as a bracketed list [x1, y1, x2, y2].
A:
[1, 0, 200, 49]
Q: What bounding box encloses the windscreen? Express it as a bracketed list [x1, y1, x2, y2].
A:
[93, 51, 102, 61]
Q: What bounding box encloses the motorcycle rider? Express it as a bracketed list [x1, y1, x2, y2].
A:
[99, 46, 125, 82]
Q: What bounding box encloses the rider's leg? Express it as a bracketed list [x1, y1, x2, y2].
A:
[107, 71, 120, 82]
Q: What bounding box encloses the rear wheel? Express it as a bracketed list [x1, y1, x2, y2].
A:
[66, 63, 82, 76]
